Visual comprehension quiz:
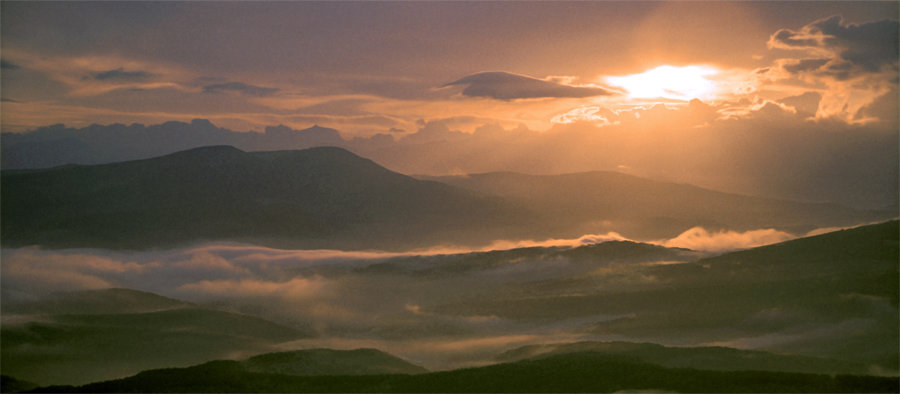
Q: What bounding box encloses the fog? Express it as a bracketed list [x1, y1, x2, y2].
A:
[4, 223, 894, 372]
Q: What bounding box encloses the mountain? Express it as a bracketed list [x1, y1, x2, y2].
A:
[3, 145, 886, 250]
[0, 120, 346, 169]
[423, 171, 891, 239]
[28, 352, 898, 393]
[1, 146, 525, 250]
[241, 348, 428, 376]
[1, 289, 312, 386]
[495, 341, 873, 376]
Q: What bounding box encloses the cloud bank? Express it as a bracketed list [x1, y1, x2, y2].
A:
[443, 71, 615, 100]
[768, 16, 899, 77]
[660, 227, 796, 253]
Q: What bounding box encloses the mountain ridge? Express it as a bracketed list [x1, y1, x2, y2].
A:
[1, 145, 526, 250]
[3, 145, 887, 250]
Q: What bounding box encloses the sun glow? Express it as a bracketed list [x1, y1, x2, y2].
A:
[607, 65, 719, 101]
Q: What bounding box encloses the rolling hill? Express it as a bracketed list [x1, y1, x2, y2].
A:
[1, 289, 312, 386]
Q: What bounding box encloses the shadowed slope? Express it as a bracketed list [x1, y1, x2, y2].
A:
[1, 146, 524, 250]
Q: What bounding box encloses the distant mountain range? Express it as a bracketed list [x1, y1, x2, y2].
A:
[1, 146, 890, 250]
[0, 120, 346, 170]
[3, 119, 897, 210]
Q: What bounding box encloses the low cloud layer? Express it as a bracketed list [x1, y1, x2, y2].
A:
[660, 227, 796, 253]
[2, 221, 895, 371]
[443, 71, 615, 100]
[0, 226, 805, 304]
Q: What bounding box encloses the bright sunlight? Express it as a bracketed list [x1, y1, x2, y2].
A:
[606, 65, 719, 101]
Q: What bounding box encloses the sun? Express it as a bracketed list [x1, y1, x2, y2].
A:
[606, 65, 719, 101]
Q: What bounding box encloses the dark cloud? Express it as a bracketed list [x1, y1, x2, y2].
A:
[203, 81, 280, 97]
[1, 60, 21, 70]
[782, 58, 829, 74]
[1, 97, 21, 103]
[769, 15, 899, 76]
[443, 71, 614, 100]
[93, 68, 153, 81]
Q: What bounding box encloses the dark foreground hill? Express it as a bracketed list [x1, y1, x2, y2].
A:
[28, 352, 899, 393]
[1, 146, 525, 250]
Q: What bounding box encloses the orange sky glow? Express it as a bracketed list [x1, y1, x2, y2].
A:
[1, 1, 897, 208]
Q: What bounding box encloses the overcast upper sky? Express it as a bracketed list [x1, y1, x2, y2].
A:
[1, 1, 897, 135]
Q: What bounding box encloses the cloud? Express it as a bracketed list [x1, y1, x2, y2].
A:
[177, 277, 328, 300]
[1, 60, 21, 70]
[92, 68, 153, 81]
[550, 106, 613, 125]
[659, 227, 796, 253]
[202, 81, 280, 97]
[768, 16, 899, 77]
[443, 71, 614, 100]
[781, 58, 830, 74]
[0, 248, 152, 298]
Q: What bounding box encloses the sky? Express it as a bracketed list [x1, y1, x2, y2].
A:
[1, 1, 897, 134]
[1, 1, 898, 208]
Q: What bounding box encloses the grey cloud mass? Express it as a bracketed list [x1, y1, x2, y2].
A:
[444, 71, 615, 100]
[769, 16, 899, 77]
[93, 68, 154, 81]
[203, 81, 280, 97]
[1, 60, 21, 70]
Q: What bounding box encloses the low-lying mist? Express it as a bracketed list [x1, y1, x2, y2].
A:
[3, 222, 895, 373]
